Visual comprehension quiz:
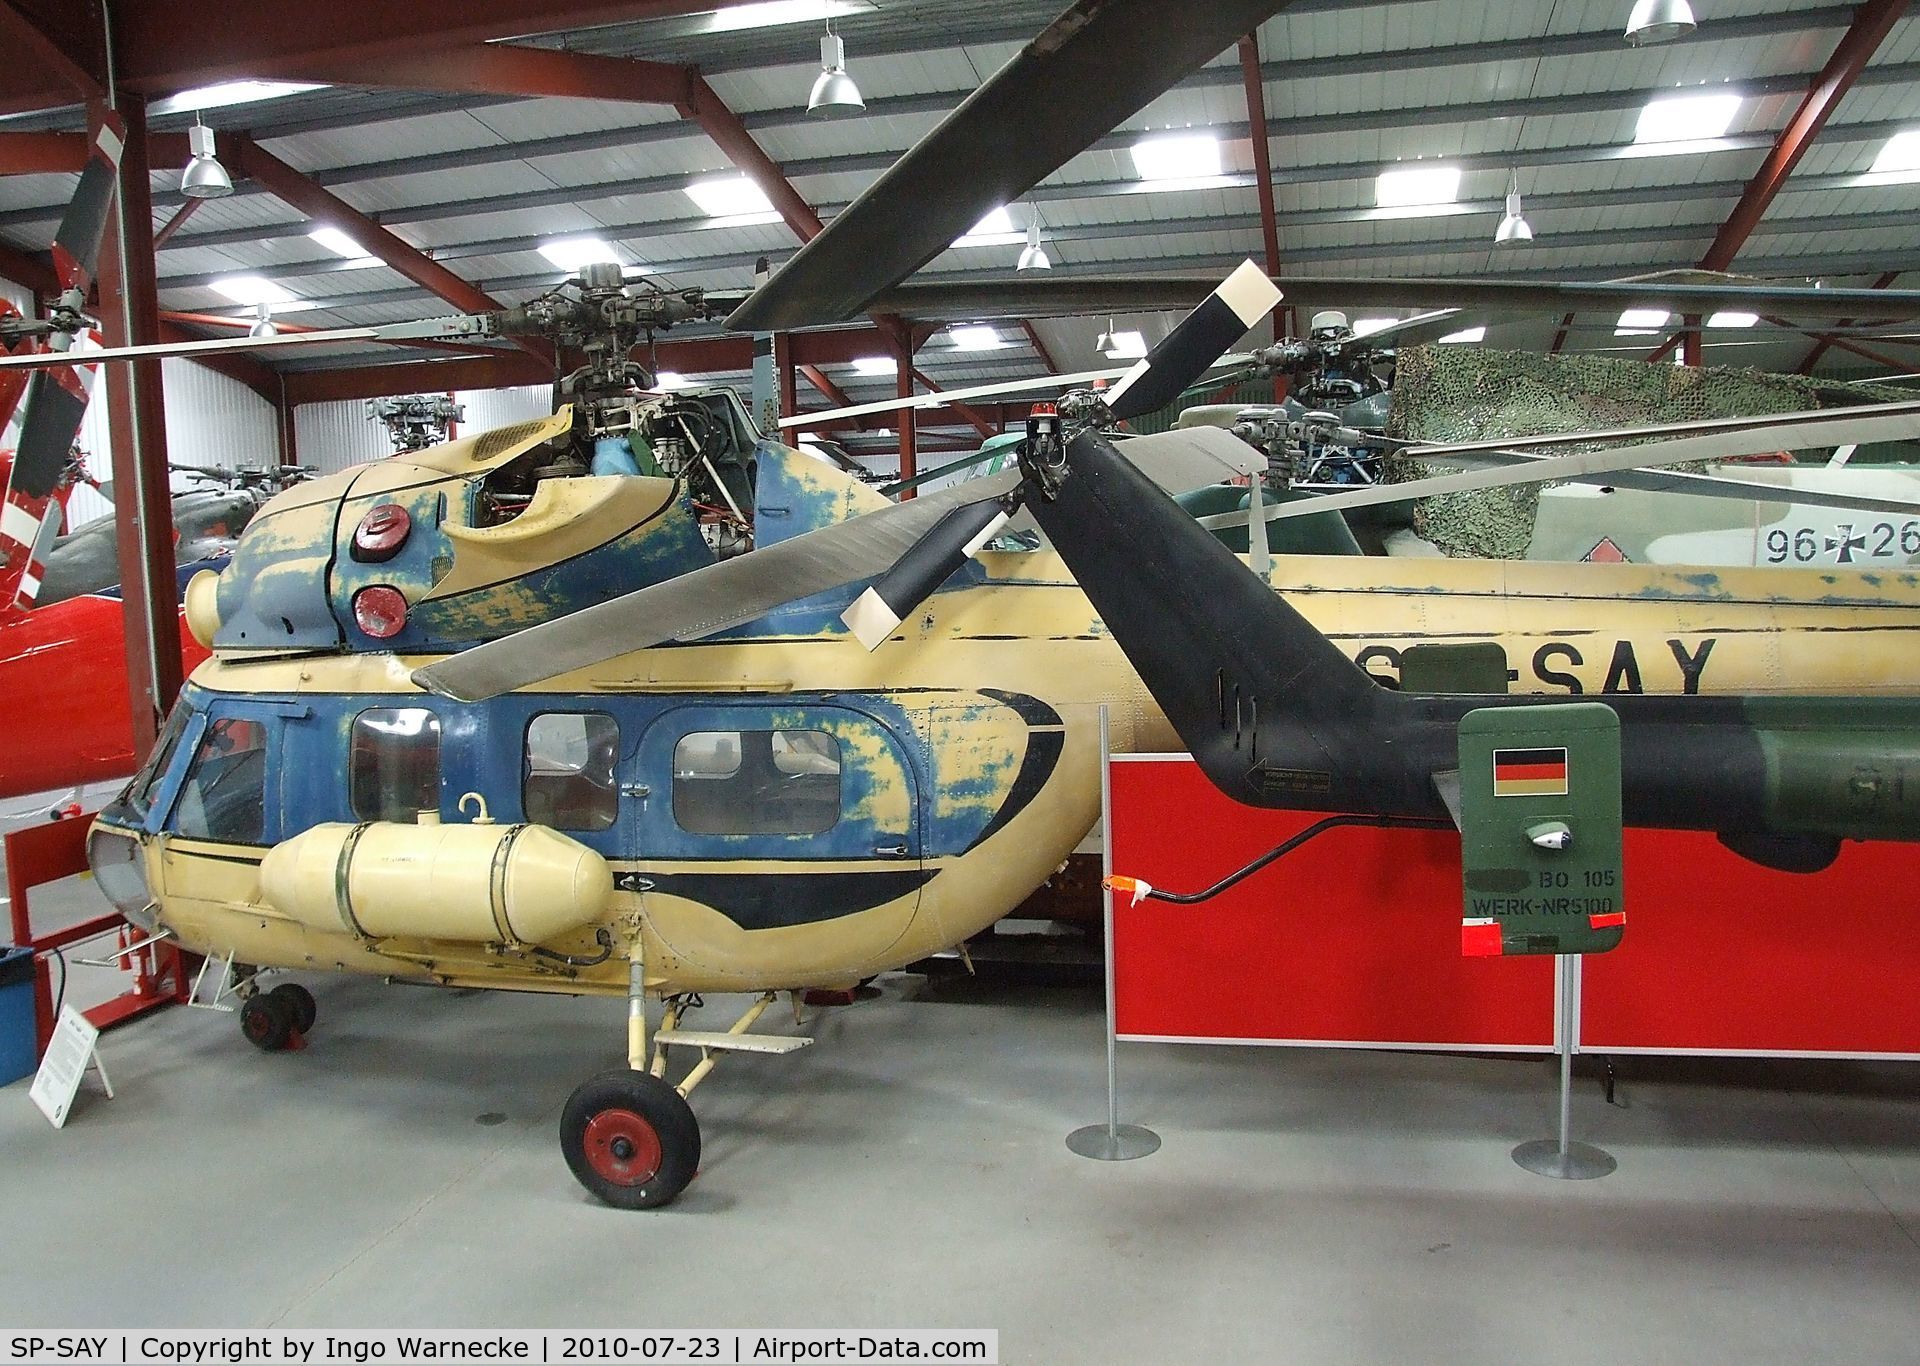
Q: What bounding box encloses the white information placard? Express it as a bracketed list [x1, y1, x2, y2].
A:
[29, 1004, 111, 1127]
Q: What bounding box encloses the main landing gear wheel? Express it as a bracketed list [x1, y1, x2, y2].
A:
[561, 1069, 701, 1210]
[239, 991, 296, 1052]
[268, 983, 317, 1034]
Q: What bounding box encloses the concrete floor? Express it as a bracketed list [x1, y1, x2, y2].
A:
[3, 952, 1918, 1364]
[4, 794, 1919, 1362]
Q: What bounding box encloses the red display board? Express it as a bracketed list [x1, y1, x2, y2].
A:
[1109, 755, 1920, 1059]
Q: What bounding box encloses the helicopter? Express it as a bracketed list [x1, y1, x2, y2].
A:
[21, 0, 1920, 1212]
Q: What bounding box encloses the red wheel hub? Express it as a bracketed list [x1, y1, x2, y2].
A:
[582, 1108, 663, 1186]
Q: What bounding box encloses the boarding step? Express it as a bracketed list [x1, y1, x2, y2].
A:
[653, 1028, 813, 1056]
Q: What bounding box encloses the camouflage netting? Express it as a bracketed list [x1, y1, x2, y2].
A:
[1386, 346, 1920, 559]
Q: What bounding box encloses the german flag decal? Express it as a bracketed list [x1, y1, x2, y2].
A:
[1492, 746, 1568, 798]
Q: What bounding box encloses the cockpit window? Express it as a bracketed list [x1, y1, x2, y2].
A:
[672, 729, 841, 835]
[120, 704, 192, 820]
[349, 707, 442, 822]
[524, 712, 619, 831]
[172, 717, 268, 844]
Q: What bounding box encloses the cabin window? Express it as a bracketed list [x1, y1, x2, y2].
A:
[524, 712, 619, 831]
[672, 729, 841, 836]
[172, 717, 268, 844]
[349, 707, 442, 822]
[123, 703, 192, 820]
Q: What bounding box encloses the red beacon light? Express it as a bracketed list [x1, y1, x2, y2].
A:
[352, 585, 409, 640]
[352, 503, 412, 562]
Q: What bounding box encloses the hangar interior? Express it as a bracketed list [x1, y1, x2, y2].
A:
[0, 1, 1918, 1362]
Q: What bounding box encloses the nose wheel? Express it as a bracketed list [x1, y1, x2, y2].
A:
[561, 1069, 701, 1210]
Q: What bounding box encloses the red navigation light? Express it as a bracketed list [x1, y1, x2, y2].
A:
[352, 585, 409, 639]
[353, 503, 412, 562]
[1029, 402, 1058, 416]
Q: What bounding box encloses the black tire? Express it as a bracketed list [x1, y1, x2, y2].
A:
[560, 1069, 701, 1210]
[240, 991, 294, 1052]
[269, 983, 317, 1034]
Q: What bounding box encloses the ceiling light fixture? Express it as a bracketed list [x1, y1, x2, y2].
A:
[807, 20, 865, 117]
[686, 175, 775, 218]
[1375, 164, 1461, 214]
[1016, 216, 1051, 271]
[1129, 131, 1223, 183]
[309, 225, 378, 266]
[954, 206, 1021, 247]
[949, 324, 1003, 351]
[1101, 329, 1147, 359]
[210, 274, 294, 307]
[709, 0, 866, 33]
[1707, 311, 1759, 329]
[1494, 170, 1534, 244]
[1438, 326, 1487, 344]
[1625, 0, 1697, 46]
[179, 119, 233, 200]
[151, 80, 327, 117]
[538, 237, 624, 272]
[248, 303, 277, 339]
[1634, 90, 1740, 147]
[851, 356, 897, 376]
[1866, 130, 1920, 184]
[1615, 308, 1672, 336]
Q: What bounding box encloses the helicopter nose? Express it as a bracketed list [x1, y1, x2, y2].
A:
[184, 567, 222, 647]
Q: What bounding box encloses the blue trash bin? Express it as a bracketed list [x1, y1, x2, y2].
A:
[0, 946, 36, 1086]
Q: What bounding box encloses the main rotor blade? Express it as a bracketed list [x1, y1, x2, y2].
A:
[413, 469, 1023, 702]
[52, 115, 122, 296]
[865, 275, 1920, 324]
[0, 315, 486, 372]
[727, 0, 1299, 332]
[778, 364, 1138, 430]
[1263, 402, 1920, 521]
[1106, 261, 1281, 420]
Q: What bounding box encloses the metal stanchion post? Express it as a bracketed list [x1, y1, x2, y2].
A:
[1513, 953, 1615, 1179]
[1068, 706, 1160, 1162]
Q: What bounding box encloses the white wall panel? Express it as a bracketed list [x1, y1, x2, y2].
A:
[294, 384, 553, 477]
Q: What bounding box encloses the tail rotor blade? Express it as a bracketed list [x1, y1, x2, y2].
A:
[1106, 261, 1282, 421]
[842, 498, 1014, 650]
[51, 115, 124, 296]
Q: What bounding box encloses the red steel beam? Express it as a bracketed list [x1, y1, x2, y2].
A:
[0, 129, 186, 175]
[151, 197, 201, 249]
[0, 1, 106, 103]
[911, 367, 995, 440]
[0, 240, 55, 296]
[679, 75, 826, 242]
[227, 135, 550, 361]
[1761, 313, 1910, 370]
[105, 0, 741, 95]
[304, 44, 696, 107]
[97, 94, 181, 754]
[1020, 320, 1061, 374]
[1798, 269, 1902, 372]
[1238, 33, 1288, 339]
[1703, 0, 1910, 274]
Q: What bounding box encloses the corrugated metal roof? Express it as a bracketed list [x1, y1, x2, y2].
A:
[0, 0, 1909, 392]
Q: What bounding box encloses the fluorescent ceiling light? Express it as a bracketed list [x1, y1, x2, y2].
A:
[654, 372, 689, 389]
[1353, 317, 1398, 338]
[1375, 165, 1461, 212]
[686, 175, 774, 218]
[1706, 311, 1759, 329]
[539, 237, 624, 272]
[1438, 326, 1486, 344]
[1130, 132, 1223, 183]
[1101, 330, 1148, 359]
[949, 324, 1004, 351]
[309, 226, 375, 262]
[852, 356, 897, 376]
[1866, 129, 1920, 183]
[209, 275, 295, 307]
[1615, 308, 1671, 335]
[954, 206, 1021, 247]
[151, 81, 327, 117]
[705, 0, 867, 32]
[1634, 91, 1741, 147]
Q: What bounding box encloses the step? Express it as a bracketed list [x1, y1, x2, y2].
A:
[653, 1028, 813, 1056]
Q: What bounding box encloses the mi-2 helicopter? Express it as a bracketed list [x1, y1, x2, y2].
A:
[20, 0, 1920, 1212]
